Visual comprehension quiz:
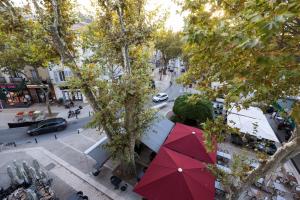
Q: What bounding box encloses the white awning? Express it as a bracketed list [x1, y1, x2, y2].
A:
[140, 117, 174, 152]
[84, 136, 110, 166]
[227, 106, 279, 142]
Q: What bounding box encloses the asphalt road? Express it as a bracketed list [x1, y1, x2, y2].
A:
[0, 70, 185, 146]
[149, 69, 185, 108]
[0, 117, 91, 145]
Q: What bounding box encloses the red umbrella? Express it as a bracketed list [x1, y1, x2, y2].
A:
[134, 147, 215, 200]
[164, 123, 216, 164]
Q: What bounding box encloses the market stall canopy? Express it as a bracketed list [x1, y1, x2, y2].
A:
[140, 117, 174, 152]
[227, 106, 279, 142]
[134, 147, 215, 200]
[164, 123, 216, 164]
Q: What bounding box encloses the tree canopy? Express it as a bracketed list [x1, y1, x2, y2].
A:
[181, 0, 300, 199]
[155, 30, 183, 66]
[172, 94, 213, 126]
[29, 0, 158, 177]
[0, 3, 58, 73]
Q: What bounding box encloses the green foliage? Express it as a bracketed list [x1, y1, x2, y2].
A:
[0, 4, 59, 74]
[170, 114, 183, 123]
[63, 0, 158, 175]
[154, 30, 183, 66]
[181, 0, 300, 197]
[173, 94, 213, 125]
[42, 0, 78, 53]
[182, 0, 300, 107]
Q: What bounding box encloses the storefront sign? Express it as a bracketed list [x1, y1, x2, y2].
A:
[0, 84, 17, 89]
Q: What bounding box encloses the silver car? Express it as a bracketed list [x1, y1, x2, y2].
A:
[152, 93, 168, 103]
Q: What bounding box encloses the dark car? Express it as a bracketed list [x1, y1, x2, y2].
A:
[230, 134, 244, 146]
[27, 118, 67, 136]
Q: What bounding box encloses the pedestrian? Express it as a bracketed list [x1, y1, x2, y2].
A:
[23, 97, 28, 105]
[70, 100, 74, 107]
[170, 80, 172, 86]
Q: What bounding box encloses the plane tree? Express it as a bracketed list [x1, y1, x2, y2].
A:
[181, 0, 300, 199]
[29, 0, 158, 177]
[154, 30, 183, 80]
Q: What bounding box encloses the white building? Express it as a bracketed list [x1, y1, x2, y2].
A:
[48, 54, 123, 104]
[48, 64, 88, 103]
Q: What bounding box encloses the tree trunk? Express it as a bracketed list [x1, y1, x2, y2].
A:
[230, 126, 300, 200]
[32, 66, 53, 116]
[45, 91, 52, 116]
[120, 137, 137, 178]
[32, 0, 117, 140]
[116, 1, 131, 74]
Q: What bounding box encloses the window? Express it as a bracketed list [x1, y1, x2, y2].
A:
[65, 70, 72, 77]
[58, 71, 66, 81]
[31, 70, 38, 79]
[53, 71, 59, 83]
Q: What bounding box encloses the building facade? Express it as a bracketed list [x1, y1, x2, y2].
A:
[0, 66, 55, 108]
[48, 65, 87, 103]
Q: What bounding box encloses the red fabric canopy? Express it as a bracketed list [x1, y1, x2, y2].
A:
[164, 123, 216, 164]
[134, 147, 215, 200]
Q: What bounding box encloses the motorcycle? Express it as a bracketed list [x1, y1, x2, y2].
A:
[68, 108, 81, 118]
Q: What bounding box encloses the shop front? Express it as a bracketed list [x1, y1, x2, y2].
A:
[62, 90, 83, 101]
[59, 86, 83, 101]
[0, 80, 32, 108]
[26, 84, 55, 104]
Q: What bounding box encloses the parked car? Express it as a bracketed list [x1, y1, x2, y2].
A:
[181, 68, 186, 72]
[27, 118, 67, 136]
[277, 121, 293, 131]
[152, 93, 168, 103]
[255, 141, 277, 155]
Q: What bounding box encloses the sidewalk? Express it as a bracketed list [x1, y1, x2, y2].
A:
[0, 128, 140, 200]
[57, 104, 93, 121]
[152, 68, 171, 92]
[0, 103, 92, 129]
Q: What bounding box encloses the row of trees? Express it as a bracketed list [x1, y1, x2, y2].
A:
[154, 30, 183, 79]
[1, 0, 299, 199]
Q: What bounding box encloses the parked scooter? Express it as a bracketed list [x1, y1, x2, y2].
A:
[68, 108, 81, 118]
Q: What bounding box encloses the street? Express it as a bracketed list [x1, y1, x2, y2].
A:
[0, 117, 91, 145]
[0, 69, 184, 147]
